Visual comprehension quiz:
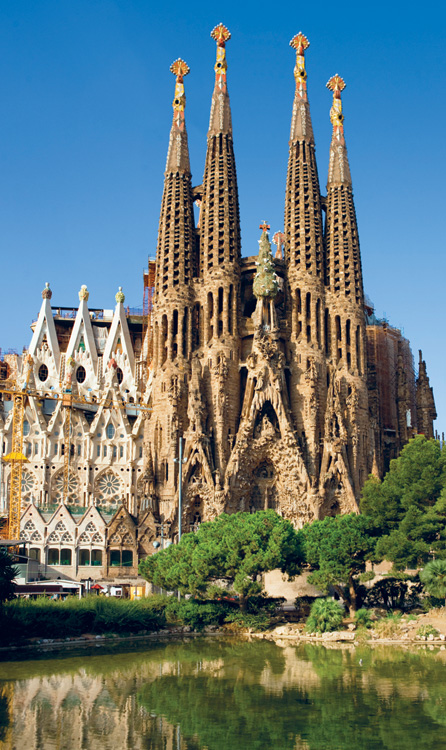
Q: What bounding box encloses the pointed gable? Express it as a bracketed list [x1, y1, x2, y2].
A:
[28, 283, 61, 372]
[77, 505, 106, 545]
[46, 504, 77, 545]
[103, 288, 135, 377]
[107, 504, 137, 546]
[20, 504, 45, 543]
[65, 285, 98, 373]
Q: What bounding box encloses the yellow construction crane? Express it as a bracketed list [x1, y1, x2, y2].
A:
[1, 377, 151, 543]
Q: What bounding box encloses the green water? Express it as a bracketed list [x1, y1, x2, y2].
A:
[0, 638, 445, 750]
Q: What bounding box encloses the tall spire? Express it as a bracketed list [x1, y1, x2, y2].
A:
[284, 33, 324, 287]
[324, 76, 363, 304]
[199, 23, 241, 276]
[208, 23, 232, 134]
[326, 74, 351, 185]
[288, 32, 313, 142]
[416, 350, 437, 438]
[154, 59, 195, 301]
[165, 59, 191, 173]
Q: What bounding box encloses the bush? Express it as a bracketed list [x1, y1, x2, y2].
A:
[224, 611, 270, 631]
[364, 577, 422, 611]
[0, 596, 165, 644]
[354, 608, 372, 628]
[165, 599, 230, 630]
[417, 624, 439, 638]
[420, 559, 446, 604]
[373, 612, 402, 638]
[305, 598, 344, 633]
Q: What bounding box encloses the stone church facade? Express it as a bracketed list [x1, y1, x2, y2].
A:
[0, 27, 436, 580]
[145, 28, 436, 535]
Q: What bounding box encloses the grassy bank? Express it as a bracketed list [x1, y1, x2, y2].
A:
[0, 595, 280, 644]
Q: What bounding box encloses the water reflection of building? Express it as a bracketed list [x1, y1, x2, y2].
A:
[2, 643, 446, 749]
[5, 660, 181, 750]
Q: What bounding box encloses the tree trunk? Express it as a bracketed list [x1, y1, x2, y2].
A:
[348, 575, 357, 617]
[239, 595, 248, 612]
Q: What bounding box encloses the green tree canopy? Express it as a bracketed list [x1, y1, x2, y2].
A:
[302, 513, 376, 615]
[0, 547, 18, 604]
[360, 436, 446, 569]
[139, 510, 304, 608]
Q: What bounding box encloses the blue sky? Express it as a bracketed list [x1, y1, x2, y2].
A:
[1, 1, 445, 428]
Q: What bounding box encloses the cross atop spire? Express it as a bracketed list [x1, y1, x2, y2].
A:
[211, 23, 231, 90]
[290, 32, 310, 100]
[259, 220, 270, 233]
[327, 74, 346, 138]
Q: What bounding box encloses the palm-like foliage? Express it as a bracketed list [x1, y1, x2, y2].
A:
[305, 598, 344, 633]
[419, 559, 446, 604]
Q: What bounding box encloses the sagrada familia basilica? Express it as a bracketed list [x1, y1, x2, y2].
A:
[0, 27, 436, 584]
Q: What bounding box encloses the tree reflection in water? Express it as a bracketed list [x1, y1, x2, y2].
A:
[0, 639, 446, 749]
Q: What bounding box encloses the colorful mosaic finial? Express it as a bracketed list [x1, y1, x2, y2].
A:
[259, 220, 270, 233]
[170, 58, 190, 115]
[290, 32, 310, 100]
[327, 75, 346, 138]
[211, 23, 231, 90]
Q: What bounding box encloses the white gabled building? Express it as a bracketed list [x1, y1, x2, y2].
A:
[0, 283, 156, 581]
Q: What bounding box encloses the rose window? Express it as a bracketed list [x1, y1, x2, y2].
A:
[20, 470, 37, 505]
[53, 473, 80, 505]
[96, 472, 122, 508]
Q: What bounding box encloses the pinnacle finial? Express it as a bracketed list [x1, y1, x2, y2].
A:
[79, 284, 89, 302]
[115, 286, 125, 304]
[327, 75, 346, 135]
[211, 23, 231, 46]
[170, 59, 190, 114]
[253, 224, 279, 300]
[290, 32, 310, 99]
[211, 23, 230, 88]
[42, 282, 52, 300]
[272, 231, 285, 259]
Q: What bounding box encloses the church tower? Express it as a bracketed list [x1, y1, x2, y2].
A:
[319, 75, 369, 512]
[192, 24, 242, 479]
[149, 59, 196, 518]
[284, 34, 326, 482]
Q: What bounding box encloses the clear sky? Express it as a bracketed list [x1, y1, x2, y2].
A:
[1, 1, 445, 429]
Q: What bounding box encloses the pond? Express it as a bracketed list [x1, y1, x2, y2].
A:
[0, 637, 445, 749]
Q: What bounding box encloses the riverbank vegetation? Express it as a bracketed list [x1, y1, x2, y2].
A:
[2, 436, 446, 642]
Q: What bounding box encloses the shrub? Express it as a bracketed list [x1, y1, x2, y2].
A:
[0, 596, 165, 644]
[224, 611, 270, 631]
[420, 559, 446, 605]
[305, 598, 344, 633]
[354, 608, 372, 628]
[364, 577, 422, 611]
[165, 598, 229, 630]
[416, 624, 439, 638]
[373, 612, 402, 639]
